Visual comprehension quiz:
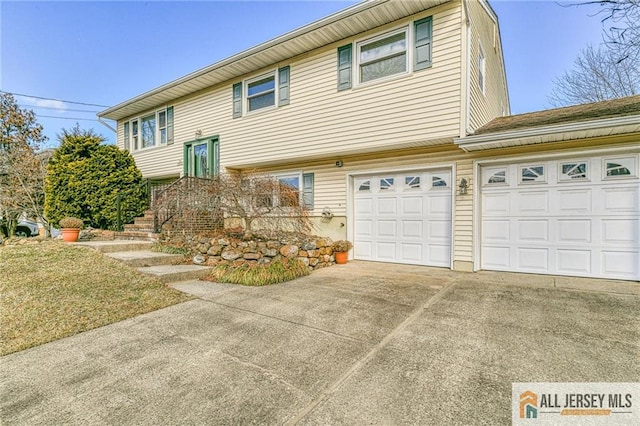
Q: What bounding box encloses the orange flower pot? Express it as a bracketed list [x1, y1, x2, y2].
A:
[61, 228, 80, 243]
[335, 251, 348, 264]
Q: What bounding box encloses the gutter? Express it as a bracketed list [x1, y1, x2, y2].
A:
[454, 115, 640, 150]
[98, 0, 390, 119]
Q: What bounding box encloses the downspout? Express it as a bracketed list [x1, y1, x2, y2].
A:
[462, 0, 473, 137]
[97, 117, 116, 133]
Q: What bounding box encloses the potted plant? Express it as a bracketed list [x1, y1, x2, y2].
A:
[332, 240, 353, 264]
[59, 217, 83, 243]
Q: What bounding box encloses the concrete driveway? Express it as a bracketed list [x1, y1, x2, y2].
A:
[1, 262, 638, 425]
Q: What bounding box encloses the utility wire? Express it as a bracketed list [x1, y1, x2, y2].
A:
[19, 104, 100, 113]
[36, 114, 101, 122]
[0, 90, 110, 108]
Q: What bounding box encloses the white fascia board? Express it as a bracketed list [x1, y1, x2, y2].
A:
[454, 115, 640, 151]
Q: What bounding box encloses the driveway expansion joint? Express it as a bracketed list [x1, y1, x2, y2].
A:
[284, 280, 458, 425]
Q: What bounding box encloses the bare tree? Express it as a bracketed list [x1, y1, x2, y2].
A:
[212, 172, 312, 239]
[0, 93, 48, 237]
[548, 44, 640, 106]
[573, 0, 639, 62]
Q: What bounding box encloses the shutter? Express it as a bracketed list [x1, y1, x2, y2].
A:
[166, 106, 174, 145]
[337, 44, 352, 91]
[278, 66, 290, 106]
[302, 173, 314, 210]
[414, 17, 432, 71]
[123, 121, 130, 151]
[232, 82, 243, 118]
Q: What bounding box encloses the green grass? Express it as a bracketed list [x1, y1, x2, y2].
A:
[0, 241, 192, 356]
[206, 258, 310, 286]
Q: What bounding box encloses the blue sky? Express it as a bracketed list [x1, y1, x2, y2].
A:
[1, 0, 605, 147]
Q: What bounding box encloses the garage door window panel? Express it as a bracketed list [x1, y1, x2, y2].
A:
[485, 167, 507, 185]
[405, 176, 421, 190]
[519, 165, 546, 184]
[604, 156, 637, 179]
[379, 177, 395, 191]
[559, 161, 589, 181]
[432, 175, 448, 188]
[357, 179, 371, 192]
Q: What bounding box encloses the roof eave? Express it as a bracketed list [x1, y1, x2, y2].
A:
[99, 0, 451, 121]
[454, 115, 640, 151]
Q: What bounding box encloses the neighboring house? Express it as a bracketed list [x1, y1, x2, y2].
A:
[98, 0, 639, 281]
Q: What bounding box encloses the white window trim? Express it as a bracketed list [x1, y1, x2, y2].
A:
[354, 25, 412, 87]
[478, 43, 486, 96]
[244, 70, 278, 115]
[274, 172, 303, 206]
[125, 106, 172, 152]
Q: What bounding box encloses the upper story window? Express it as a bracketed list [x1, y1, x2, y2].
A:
[247, 74, 275, 112]
[478, 44, 486, 95]
[233, 66, 290, 118]
[123, 106, 173, 151]
[358, 30, 408, 83]
[337, 16, 432, 90]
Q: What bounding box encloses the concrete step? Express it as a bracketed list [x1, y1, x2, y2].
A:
[137, 264, 212, 284]
[123, 223, 155, 232]
[74, 240, 155, 253]
[131, 218, 155, 227]
[105, 250, 186, 267]
[113, 230, 160, 241]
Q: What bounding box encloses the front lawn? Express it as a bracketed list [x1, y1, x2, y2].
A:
[0, 241, 192, 355]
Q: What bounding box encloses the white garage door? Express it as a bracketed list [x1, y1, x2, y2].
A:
[353, 169, 452, 267]
[481, 154, 640, 280]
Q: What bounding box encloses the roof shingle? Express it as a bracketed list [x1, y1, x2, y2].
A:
[474, 95, 640, 135]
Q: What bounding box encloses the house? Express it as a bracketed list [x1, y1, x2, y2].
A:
[98, 0, 639, 281]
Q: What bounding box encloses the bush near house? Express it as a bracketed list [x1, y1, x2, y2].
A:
[44, 126, 147, 229]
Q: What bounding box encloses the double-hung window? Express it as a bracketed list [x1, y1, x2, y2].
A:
[247, 74, 276, 112]
[232, 65, 290, 118]
[358, 30, 408, 83]
[337, 16, 432, 90]
[263, 173, 314, 209]
[478, 44, 486, 95]
[123, 106, 174, 151]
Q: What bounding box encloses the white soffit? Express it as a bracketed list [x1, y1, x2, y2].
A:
[99, 0, 449, 121]
[454, 116, 640, 152]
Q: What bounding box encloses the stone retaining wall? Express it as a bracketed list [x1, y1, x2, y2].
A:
[164, 234, 338, 270]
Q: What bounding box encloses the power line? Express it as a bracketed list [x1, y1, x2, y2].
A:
[0, 90, 110, 108]
[36, 114, 101, 122]
[20, 104, 100, 113]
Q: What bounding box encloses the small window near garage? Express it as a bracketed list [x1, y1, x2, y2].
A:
[405, 176, 421, 189]
[559, 161, 588, 181]
[519, 165, 546, 184]
[432, 176, 448, 188]
[604, 156, 637, 178]
[379, 177, 395, 191]
[485, 168, 507, 185]
[357, 179, 371, 192]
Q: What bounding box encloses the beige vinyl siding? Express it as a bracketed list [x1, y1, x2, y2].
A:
[119, 2, 464, 177]
[260, 136, 637, 267]
[221, 4, 463, 168]
[466, 0, 509, 132]
[117, 108, 184, 179]
[454, 158, 473, 262]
